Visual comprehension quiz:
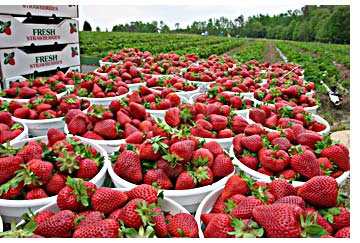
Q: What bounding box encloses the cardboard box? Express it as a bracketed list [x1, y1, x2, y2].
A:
[0, 5, 78, 18]
[1, 65, 81, 89]
[0, 43, 80, 79]
[0, 15, 79, 48]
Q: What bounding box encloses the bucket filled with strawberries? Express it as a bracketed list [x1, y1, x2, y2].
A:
[107, 123, 235, 212]
[229, 123, 349, 187]
[0, 182, 200, 238]
[0, 128, 109, 223]
[0, 111, 28, 145]
[0, 94, 90, 137]
[195, 172, 350, 238]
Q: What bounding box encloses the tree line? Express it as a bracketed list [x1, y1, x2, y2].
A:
[83, 5, 349, 44]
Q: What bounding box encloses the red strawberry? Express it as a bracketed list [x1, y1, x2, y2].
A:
[125, 184, 158, 204]
[164, 107, 181, 127]
[13, 107, 30, 119]
[222, 174, 250, 199]
[268, 178, 296, 200]
[203, 213, 234, 238]
[297, 176, 338, 208]
[334, 227, 350, 238]
[240, 152, 259, 171]
[276, 169, 298, 180]
[76, 158, 99, 180]
[192, 148, 214, 167]
[151, 206, 168, 237]
[240, 134, 263, 153]
[19, 87, 37, 98]
[113, 150, 143, 184]
[47, 128, 66, 147]
[92, 187, 128, 215]
[27, 159, 54, 186]
[305, 207, 333, 234]
[271, 137, 292, 151]
[260, 149, 290, 172]
[244, 123, 266, 136]
[209, 114, 228, 131]
[144, 168, 172, 189]
[218, 128, 233, 138]
[118, 198, 152, 229]
[296, 132, 322, 150]
[252, 203, 304, 238]
[175, 171, 197, 190]
[93, 119, 119, 139]
[275, 195, 306, 209]
[230, 196, 263, 219]
[67, 113, 88, 135]
[290, 148, 320, 178]
[249, 109, 267, 124]
[321, 206, 350, 231]
[73, 219, 119, 238]
[129, 102, 146, 120]
[45, 173, 66, 195]
[202, 141, 223, 157]
[36, 210, 76, 237]
[75, 211, 104, 229]
[195, 166, 214, 186]
[212, 154, 234, 177]
[16, 142, 43, 162]
[169, 140, 195, 164]
[0, 156, 23, 184]
[231, 116, 249, 133]
[190, 125, 214, 138]
[320, 144, 350, 171]
[0, 112, 12, 126]
[82, 131, 104, 140]
[167, 213, 198, 238]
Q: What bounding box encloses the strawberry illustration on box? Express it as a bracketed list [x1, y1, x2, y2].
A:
[0, 20, 11, 35]
[71, 47, 78, 57]
[69, 22, 77, 34]
[3, 52, 15, 65]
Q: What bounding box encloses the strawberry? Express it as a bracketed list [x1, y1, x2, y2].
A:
[125, 131, 144, 144]
[47, 128, 66, 147]
[192, 148, 214, 167]
[68, 113, 88, 135]
[144, 168, 172, 189]
[275, 195, 306, 209]
[19, 87, 37, 98]
[82, 131, 104, 140]
[167, 213, 198, 238]
[169, 140, 195, 164]
[271, 137, 292, 151]
[244, 124, 266, 136]
[36, 210, 76, 237]
[218, 128, 233, 138]
[0, 156, 23, 184]
[297, 176, 338, 208]
[239, 152, 259, 171]
[230, 196, 263, 219]
[92, 187, 128, 214]
[16, 142, 43, 162]
[151, 206, 168, 237]
[305, 207, 333, 234]
[276, 169, 298, 180]
[320, 206, 350, 231]
[25, 188, 48, 200]
[139, 138, 164, 161]
[212, 154, 234, 177]
[334, 227, 350, 238]
[129, 102, 146, 120]
[249, 109, 267, 124]
[113, 150, 143, 184]
[222, 174, 250, 199]
[164, 107, 181, 127]
[34, 210, 55, 225]
[290, 148, 320, 178]
[203, 213, 234, 238]
[260, 149, 290, 172]
[190, 125, 214, 138]
[209, 114, 228, 131]
[319, 144, 350, 171]
[252, 203, 304, 238]
[45, 173, 66, 195]
[264, 114, 278, 128]
[268, 178, 296, 200]
[0, 181, 24, 199]
[93, 119, 119, 139]
[76, 158, 99, 180]
[73, 219, 119, 238]
[26, 159, 54, 186]
[117, 198, 153, 229]
[195, 166, 214, 186]
[296, 132, 322, 150]
[0, 111, 12, 126]
[13, 107, 30, 119]
[125, 184, 158, 204]
[240, 134, 263, 153]
[175, 171, 197, 190]
[75, 211, 104, 229]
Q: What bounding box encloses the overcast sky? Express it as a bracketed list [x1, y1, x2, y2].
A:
[78, 4, 307, 31]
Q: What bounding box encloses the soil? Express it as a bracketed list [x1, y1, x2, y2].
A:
[261, 42, 283, 64]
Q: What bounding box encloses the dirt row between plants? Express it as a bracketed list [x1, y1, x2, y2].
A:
[261, 42, 283, 64]
[225, 40, 254, 57]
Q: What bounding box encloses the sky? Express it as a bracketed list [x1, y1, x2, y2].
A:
[78, 4, 307, 31]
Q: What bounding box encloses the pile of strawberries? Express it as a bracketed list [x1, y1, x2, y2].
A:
[0, 94, 90, 120]
[164, 103, 250, 139]
[180, 65, 217, 82]
[0, 129, 105, 200]
[0, 78, 67, 99]
[249, 103, 327, 133]
[71, 74, 129, 98]
[254, 86, 318, 107]
[101, 47, 150, 65]
[192, 88, 255, 112]
[110, 131, 234, 189]
[0, 111, 25, 144]
[144, 75, 198, 92]
[200, 172, 349, 238]
[232, 123, 349, 181]
[210, 76, 263, 93]
[66, 103, 155, 141]
[94, 61, 144, 85]
[114, 88, 185, 111]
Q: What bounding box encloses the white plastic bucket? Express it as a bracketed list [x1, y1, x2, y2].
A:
[12, 116, 65, 137]
[229, 144, 349, 188]
[0, 91, 67, 104]
[146, 96, 189, 120]
[0, 135, 109, 224]
[79, 92, 128, 108]
[108, 153, 235, 213]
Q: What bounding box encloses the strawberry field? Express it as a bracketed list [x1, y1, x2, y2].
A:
[0, 32, 350, 238]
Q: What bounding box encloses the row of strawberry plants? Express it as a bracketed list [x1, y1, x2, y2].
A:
[232, 40, 267, 63]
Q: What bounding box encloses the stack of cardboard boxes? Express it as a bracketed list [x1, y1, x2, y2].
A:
[0, 5, 81, 89]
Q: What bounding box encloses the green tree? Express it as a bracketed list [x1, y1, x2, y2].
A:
[96, 26, 100, 32]
[83, 21, 92, 31]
